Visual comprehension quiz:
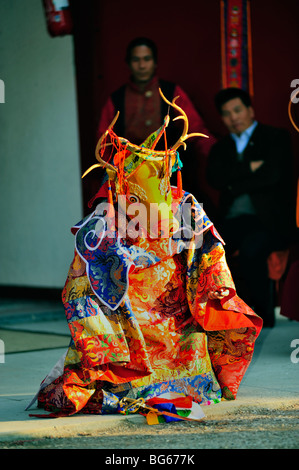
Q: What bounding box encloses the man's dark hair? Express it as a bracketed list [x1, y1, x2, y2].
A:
[125, 37, 158, 64]
[215, 87, 252, 114]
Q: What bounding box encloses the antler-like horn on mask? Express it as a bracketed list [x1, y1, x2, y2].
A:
[82, 112, 120, 179]
[158, 88, 209, 151]
[82, 89, 210, 179]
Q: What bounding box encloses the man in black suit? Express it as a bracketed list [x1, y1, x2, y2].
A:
[206, 88, 295, 326]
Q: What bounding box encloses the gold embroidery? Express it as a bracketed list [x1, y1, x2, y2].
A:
[127, 181, 148, 201]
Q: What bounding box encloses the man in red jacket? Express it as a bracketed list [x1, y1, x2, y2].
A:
[97, 37, 218, 213]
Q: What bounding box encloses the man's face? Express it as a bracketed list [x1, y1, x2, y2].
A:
[221, 97, 255, 135]
[129, 45, 156, 85]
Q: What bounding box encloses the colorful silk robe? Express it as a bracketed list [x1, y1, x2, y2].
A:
[34, 192, 262, 416]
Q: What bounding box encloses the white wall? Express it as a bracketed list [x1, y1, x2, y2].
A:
[0, 0, 83, 288]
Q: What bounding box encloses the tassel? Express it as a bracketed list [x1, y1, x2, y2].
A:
[146, 411, 160, 425]
[177, 168, 183, 199]
[107, 179, 113, 206]
[107, 179, 115, 230]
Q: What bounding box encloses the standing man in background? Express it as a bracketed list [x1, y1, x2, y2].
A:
[97, 37, 218, 214]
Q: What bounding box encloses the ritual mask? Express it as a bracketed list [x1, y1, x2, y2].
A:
[82, 89, 207, 239]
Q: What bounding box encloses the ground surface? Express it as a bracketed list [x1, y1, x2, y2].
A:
[1, 404, 298, 450]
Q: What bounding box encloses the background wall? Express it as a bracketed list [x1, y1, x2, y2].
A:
[0, 0, 83, 290]
[71, 0, 299, 213]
